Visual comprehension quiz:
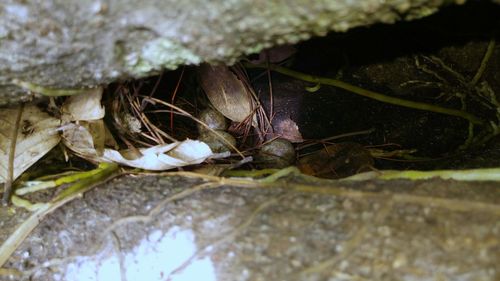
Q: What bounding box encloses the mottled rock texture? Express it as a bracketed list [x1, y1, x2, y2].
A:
[0, 0, 473, 105]
[1, 174, 499, 281]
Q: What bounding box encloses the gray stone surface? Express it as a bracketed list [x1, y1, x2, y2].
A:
[1, 173, 499, 281]
[0, 0, 472, 105]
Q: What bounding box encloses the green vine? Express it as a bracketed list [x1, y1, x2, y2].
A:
[243, 62, 485, 125]
[11, 79, 100, 97]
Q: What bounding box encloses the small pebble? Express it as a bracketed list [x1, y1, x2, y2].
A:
[199, 129, 236, 153]
[197, 108, 227, 133]
[256, 138, 296, 168]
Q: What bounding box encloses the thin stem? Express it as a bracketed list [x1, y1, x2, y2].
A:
[266, 57, 274, 122]
[471, 36, 496, 86]
[170, 67, 185, 131]
[297, 128, 375, 151]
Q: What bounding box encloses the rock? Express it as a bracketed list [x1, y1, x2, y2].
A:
[0, 0, 479, 105]
[1, 174, 499, 280]
[199, 129, 236, 153]
[197, 108, 228, 133]
[256, 138, 296, 168]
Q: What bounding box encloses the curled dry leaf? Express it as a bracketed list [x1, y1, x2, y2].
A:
[61, 122, 103, 163]
[199, 64, 255, 123]
[102, 140, 219, 170]
[0, 105, 61, 184]
[62, 123, 224, 170]
[61, 87, 105, 122]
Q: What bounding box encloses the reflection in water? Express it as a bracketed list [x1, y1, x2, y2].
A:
[63, 227, 216, 281]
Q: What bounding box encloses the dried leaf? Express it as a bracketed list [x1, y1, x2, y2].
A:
[60, 89, 118, 158]
[62, 123, 224, 170]
[61, 123, 101, 162]
[298, 143, 374, 179]
[199, 64, 254, 123]
[102, 140, 218, 170]
[61, 122, 118, 160]
[273, 118, 303, 143]
[86, 120, 106, 156]
[61, 87, 105, 122]
[0, 105, 61, 184]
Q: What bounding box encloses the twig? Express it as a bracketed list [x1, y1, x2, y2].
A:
[297, 128, 375, 150]
[2, 104, 24, 205]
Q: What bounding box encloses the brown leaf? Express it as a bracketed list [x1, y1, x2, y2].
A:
[273, 118, 303, 143]
[198, 64, 254, 123]
[298, 143, 374, 179]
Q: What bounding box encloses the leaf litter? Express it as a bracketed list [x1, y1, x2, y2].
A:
[2, 42, 500, 273]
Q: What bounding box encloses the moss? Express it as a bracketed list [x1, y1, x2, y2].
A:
[125, 39, 201, 75]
